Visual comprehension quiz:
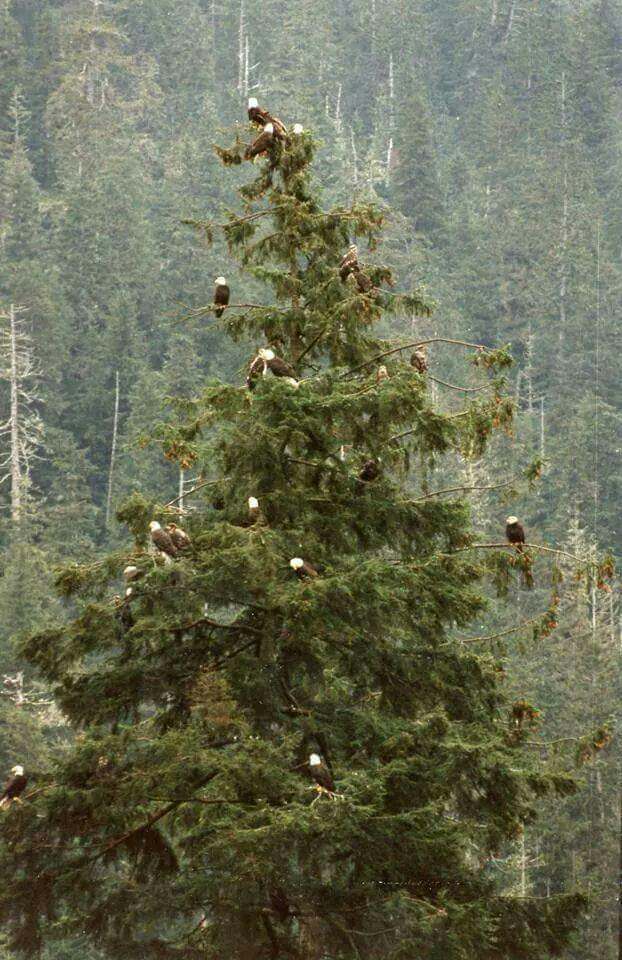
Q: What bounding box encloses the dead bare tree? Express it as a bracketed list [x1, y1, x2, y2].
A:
[0, 305, 44, 524]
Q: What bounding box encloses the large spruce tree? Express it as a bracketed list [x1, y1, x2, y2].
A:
[0, 120, 593, 960]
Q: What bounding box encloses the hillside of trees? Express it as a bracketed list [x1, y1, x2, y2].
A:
[0, 1, 619, 957]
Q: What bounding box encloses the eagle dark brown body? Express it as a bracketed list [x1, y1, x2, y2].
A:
[213, 280, 230, 318]
[505, 517, 526, 551]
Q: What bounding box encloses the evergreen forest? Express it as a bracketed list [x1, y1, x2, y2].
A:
[0, 1, 619, 958]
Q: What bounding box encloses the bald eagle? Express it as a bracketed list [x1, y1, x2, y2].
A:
[248, 496, 261, 523]
[290, 557, 318, 580]
[214, 277, 230, 318]
[410, 348, 428, 373]
[150, 521, 178, 559]
[505, 516, 526, 551]
[123, 565, 141, 583]
[359, 459, 380, 483]
[376, 365, 389, 384]
[266, 351, 297, 381]
[339, 245, 358, 282]
[167, 523, 191, 552]
[340, 245, 373, 293]
[247, 98, 287, 139]
[308, 753, 335, 793]
[245, 123, 275, 161]
[247, 349, 298, 388]
[0, 766, 27, 807]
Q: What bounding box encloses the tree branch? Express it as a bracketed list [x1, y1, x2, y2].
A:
[165, 477, 230, 508]
[340, 338, 489, 379]
[402, 476, 518, 502]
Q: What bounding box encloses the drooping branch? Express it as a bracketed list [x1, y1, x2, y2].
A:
[451, 542, 590, 564]
[403, 476, 518, 502]
[340, 337, 489, 379]
[453, 613, 553, 645]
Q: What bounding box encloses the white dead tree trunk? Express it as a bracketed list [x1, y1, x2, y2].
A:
[334, 83, 343, 133]
[237, 0, 246, 96]
[350, 128, 359, 185]
[105, 370, 120, 526]
[559, 71, 568, 344]
[178, 467, 185, 513]
[386, 54, 395, 174]
[0, 305, 44, 524]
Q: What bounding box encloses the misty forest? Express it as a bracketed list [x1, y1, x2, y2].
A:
[0, 0, 620, 958]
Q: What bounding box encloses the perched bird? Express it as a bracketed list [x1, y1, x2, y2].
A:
[149, 521, 178, 559]
[248, 496, 261, 522]
[376, 365, 389, 384]
[352, 269, 373, 294]
[247, 348, 298, 388]
[290, 557, 318, 580]
[166, 523, 192, 552]
[308, 753, 335, 794]
[265, 350, 297, 381]
[123, 565, 141, 583]
[359, 459, 380, 483]
[247, 96, 271, 126]
[505, 516, 526, 552]
[213, 277, 230, 318]
[340, 245, 373, 293]
[339, 244, 359, 282]
[410, 348, 428, 373]
[246, 352, 267, 390]
[245, 122, 275, 161]
[247, 98, 287, 138]
[0, 765, 28, 808]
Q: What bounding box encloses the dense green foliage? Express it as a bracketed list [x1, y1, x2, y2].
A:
[0, 0, 618, 957]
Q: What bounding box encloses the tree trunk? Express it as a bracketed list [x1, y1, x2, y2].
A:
[9, 305, 22, 525]
[105, 370, 120, 526]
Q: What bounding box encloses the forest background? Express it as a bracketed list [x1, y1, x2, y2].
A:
[0, 0, 620, 957]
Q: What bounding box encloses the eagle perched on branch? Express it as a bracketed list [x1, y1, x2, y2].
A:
[247, 349, 298, 389]
[339, 244, 373, 293]
[213, 277, 230, 318]
[167, 523, 191, 552]
[247, 98, 287, 139]
[505, 516, 526, 551]
[245, 123, 276, 161]
[0, 765, 27, 808]
[290, 558, 318, 580]
[410, 348, 428, 373]
[308, 753, 335, 794]
[150, 521, 178, 559]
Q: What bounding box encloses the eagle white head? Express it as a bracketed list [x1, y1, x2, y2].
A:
[293, 123, 304, 134]
[125, 587, 133, 598]
[123, 565, 138, 580]
[290, 558, 304, 571]
[309, 753, 321, 766]
[248, 97, 259, 108]
[149, 521, 161, 532]
[11, 765, 23, 776]
[258, 348, 276, 361]
[215, 276, 227, 286]
[264, 122, 274, 134]
[248, 497, 259, 510]
[506, 516, 519, 525]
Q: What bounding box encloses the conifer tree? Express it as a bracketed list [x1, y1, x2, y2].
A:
[0, 117, 607, 960]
